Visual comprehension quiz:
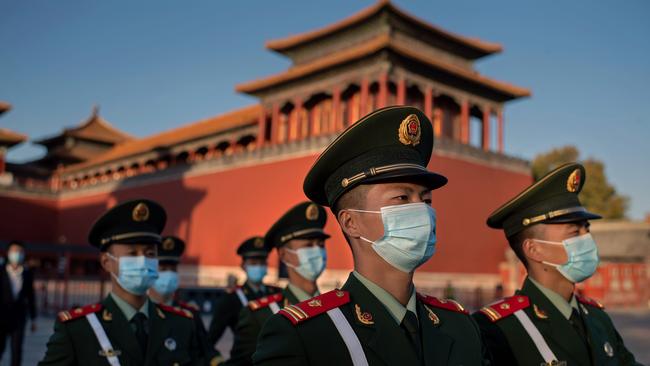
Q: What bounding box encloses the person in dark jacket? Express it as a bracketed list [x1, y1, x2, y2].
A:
[0, 240, 36, 366]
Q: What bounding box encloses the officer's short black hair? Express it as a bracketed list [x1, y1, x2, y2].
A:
[506, 225, 545, 268]
[332, 184, 370, 217]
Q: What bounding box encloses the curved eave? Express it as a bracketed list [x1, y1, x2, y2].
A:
[239, 34, 530, 100]
[0, 101, 11, 115]
[266, 1, 502, 58]
[0, 128, 28, 147]
[62, 105, 262, 174]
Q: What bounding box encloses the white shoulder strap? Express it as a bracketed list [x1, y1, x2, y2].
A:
[268, 302, 280, 314]
[235, 288, 248, 306]
[513, 309, 557, 364]
[326, 308, 369, 366]
[86, 312, 121, 366]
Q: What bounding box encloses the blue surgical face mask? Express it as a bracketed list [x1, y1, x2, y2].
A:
[152, 270, 179, 296]
[349, 202, 437, 273]
[283, 246, 326, 281]
[534, 233, 600, 283]
[8, 251, 24, 265]
[245, 264, 268, 284]
[107, 254, 159, 295]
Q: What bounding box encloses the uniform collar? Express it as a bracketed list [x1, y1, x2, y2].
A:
[287, 283, 319, 302]
[245, 280, 266, 295]
[110, 292, 149, 321]
[352, 271, 417, 324]
[529, 276, 578, 319]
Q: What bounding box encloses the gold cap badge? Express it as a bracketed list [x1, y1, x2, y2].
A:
[567, 168, 581, 193]
[132, 202, 150, 222]
[162, 238, 175, 251]
[398, 114, 421, 146]
[254, 237, 264, 248]
[305, 203, 319, 221]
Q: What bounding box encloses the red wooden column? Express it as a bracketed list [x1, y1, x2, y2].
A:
[332, 86, 342, 132]
[482, 106, 491, 151]
[378, 73, 388, 108]
[460, 99, 470, 144]
[309, 106, 319, 137]
[287, 98, 303, 141]
[424, 86, 433, 121]
[256, 109, 267, 147]
[497, 109, 504, 153]
[293, 97, 303, 140]
[271, 103, 280, 145]
[397, 78, 406, 105]
[359, 77, 369, 116]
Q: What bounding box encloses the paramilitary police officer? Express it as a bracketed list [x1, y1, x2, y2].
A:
[39, 199, 203, 366]
[207, 237, 280, 354]
[473, 163, 642, 366]
[226, 201, 330, 366]
[253, 106, 487, 365]
[149, 235, 222, 366]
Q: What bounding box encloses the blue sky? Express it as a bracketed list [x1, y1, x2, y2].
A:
[1, 0, 648, 219]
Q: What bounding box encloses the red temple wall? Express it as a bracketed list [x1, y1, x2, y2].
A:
[1, 153, 531, 275]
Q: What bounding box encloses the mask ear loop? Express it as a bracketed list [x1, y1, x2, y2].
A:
[529, 238, 568, 267]
[343, 208, 383, 244]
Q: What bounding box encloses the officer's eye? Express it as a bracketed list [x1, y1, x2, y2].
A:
[394, 195, 408, 201]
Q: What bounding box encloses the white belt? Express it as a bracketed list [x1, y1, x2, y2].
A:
[235, 288, 248, 306]
[326, 308, 369, 366]
[514, 309, 558, 364]
[86, 313, 121, 366]
[269, 302, 280, 314]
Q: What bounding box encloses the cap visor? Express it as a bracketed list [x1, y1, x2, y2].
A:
[362, 169, 447, 191]
[544, 210, 602, 224]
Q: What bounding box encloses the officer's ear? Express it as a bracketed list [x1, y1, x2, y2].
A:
[99, 248, 115, 273]
[337, 209, 362, 239]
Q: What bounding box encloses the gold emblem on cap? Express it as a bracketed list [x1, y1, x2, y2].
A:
[398, 114, 421, 146]
[162, 238, 175, 251]
[254, 237, 264, 248]
[567, 168, 581, 193]
[305, 203, 319, 221]
[132, 202, 150, 222]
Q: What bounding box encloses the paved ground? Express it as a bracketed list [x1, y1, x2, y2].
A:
[3, 311, 649, 365]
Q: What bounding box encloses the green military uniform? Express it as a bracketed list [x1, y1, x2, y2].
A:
[40, 294, 201, 366]
[226, 202, 329, 366]
[253, 106, 486, 365]
[39, 199, 203, 366]
[158, 236, 222, 366]
[474, 278, 640, 366]
[473, 163, 641, 365]
[225, 286, 304, 366]
[207, 237, 281, 352]
[253, 273, 483, 365]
